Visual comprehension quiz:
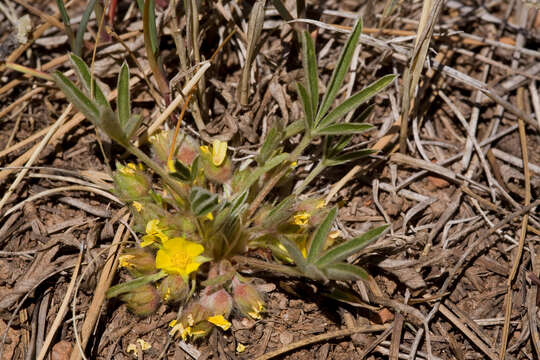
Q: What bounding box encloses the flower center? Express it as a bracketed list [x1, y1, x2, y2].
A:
[172, 252, 190, 270]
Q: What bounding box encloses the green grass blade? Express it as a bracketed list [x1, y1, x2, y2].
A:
[315, 224, 388, 267]
[56, 0, 75, 50]
[322, 262, 369, 281]
[74, 0, 97, 56]
[316, 18, 363, 124]
[69, 53, 110, 110]
[301, 31, 318, 118]
[117, 62, 130, 128]
[297, 82, 313, 130]
[53, 71, 100, 124]
[270, 0, 294, 21]
[315, 123, 373, 136]
[306, 207, 337, 263]
[318, 74, 396, 129]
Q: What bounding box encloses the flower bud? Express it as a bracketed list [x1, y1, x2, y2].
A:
[199, 288, 233, 317]
[113, 162, 151, 201]
[232, 277, 265, 320]
[118, 248, 156, 277]
[120, 284, 160, 317]
[158, 275, 189, 304]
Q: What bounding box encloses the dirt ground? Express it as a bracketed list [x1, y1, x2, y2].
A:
[1, 0, 539, 359]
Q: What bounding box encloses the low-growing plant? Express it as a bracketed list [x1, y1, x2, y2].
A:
[53, 17, 394, 341]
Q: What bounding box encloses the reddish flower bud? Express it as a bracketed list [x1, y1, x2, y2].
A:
[199, 288, 233, 317]
[232, 277, 265, 320]
[120, 284, 160, 317]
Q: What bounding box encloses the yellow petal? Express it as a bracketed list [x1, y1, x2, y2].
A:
[293, 212, 310, 226]
[136, 339, 152, 351]
[126, 343, 137, 355]
[132, 201, 143, 212]
[207, 315, 231, 330]
[236, 343, 246, 353]
[200, 145, 211, 155]
[169, 319, 177, 327]
[119, 254, 135, 268]
[212, 140, 227, 166]
[168, 159, 176, 173]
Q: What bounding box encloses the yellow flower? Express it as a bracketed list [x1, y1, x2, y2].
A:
[155, 237, 208, 280]
[132, 201, 143, 212]
[207, 315, 231, 330]
[290, 161, 297, 168]
[236, 343, 246, 353]
[293, 212, 311, 226]
[141, 219, 169, 247]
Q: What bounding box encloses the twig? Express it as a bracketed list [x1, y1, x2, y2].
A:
[254, 325, 389, 360]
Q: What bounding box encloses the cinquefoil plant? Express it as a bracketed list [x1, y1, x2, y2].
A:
[53, 17, 394, 341]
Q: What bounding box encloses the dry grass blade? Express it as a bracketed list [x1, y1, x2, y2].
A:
[240, 0, 265, 106]
[69, 213, 129, 360]
[399, 0, 444, 153]
[439, 304, 498, 360]
[255, 325, 389, 360]
[500, 87, 532, 359]
[36, 246, 83, 360]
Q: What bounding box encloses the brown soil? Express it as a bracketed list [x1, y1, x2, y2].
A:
[1, 1, 539, 359]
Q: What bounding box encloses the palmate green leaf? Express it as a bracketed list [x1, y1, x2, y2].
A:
[284, 119, 305, 138]
[301, 30, 318, 118]
[170, 160, 191, 181]
[73, 0, 97, 56]
[189, 187, 220, 217]
[315, 224, 389, 267]
[322, 262, 369, 281]
[318, 74, 396, 129]
[69, 53, 110, 111]
[315, 123, 373, 136]
[100, 106, 128, 146]
[315, 18, 363, 125]
[106, 271, 167, 298]
[53, 72, 100, 124]
[326, 136, 352, 158]
[257, 125, 284, 165]
[279, 236, 308, 272]
[297, 82, 314, 130]
[117, 62, 130, 128]
[306, 207, 337, 263]
[123, 114, 143, 139]
[262, 195, 295, 228]
[325, 149, 376, 167]
[243, 153, 289, 191]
